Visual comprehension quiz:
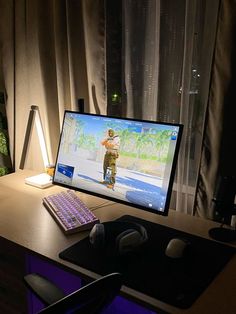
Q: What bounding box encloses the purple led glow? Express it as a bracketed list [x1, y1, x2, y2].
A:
[26, 254, 158, 314]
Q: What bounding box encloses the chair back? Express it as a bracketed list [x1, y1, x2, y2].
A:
[25, 272, 122, 314]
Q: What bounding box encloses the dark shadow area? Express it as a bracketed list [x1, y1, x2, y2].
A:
[92, 85, 101, 115]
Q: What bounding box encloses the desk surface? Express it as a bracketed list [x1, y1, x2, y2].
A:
[0, 170, 235, 314]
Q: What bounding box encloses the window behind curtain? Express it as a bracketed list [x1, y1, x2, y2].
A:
[105, 0, 219, 213]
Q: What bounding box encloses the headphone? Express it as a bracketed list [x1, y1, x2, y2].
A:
[89, 221, 148, 255]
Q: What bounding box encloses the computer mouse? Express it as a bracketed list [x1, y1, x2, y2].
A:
[165, 238, 190, 258]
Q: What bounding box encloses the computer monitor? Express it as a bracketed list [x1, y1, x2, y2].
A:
[53, 111, 183, 216]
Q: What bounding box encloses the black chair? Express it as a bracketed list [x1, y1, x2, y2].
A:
[24, 272, 122, 314]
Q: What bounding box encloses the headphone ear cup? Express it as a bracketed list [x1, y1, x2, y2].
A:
[89, 223, 105, 249]
[139, 225, 148, 242]
[116, 229, 143, 255]
[90, 222, 148, 255]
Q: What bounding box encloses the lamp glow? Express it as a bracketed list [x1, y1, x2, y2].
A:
[34, 107, 50, 168]
[20, 105, 52, 188]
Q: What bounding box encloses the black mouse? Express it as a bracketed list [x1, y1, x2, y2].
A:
[165, 238, 190, 258]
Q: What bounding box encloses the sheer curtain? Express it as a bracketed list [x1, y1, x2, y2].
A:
[1, 0, 229, 218]
[0, 0, 106, 172]
[122, 0, 160, 120]
[120, 0, 219, 214]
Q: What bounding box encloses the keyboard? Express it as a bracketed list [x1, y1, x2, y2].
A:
[43, 190, 99, 234]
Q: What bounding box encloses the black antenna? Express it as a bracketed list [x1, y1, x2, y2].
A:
[77, 99, 84, 113]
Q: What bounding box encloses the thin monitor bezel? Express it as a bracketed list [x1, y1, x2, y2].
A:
[52, 111, 183, 216]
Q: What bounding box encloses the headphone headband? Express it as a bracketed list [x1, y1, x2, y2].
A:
[101, 221, 146, 235]
[89, 220, 148, 255]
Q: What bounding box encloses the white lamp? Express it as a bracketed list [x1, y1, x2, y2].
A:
[20, 105, 52, 188]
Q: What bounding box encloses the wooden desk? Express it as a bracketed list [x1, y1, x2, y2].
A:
[0, 170, 235, 313]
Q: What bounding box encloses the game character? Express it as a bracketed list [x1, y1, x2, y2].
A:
[101, 129, 120, 189]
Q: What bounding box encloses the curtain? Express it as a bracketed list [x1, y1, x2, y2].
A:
[121, 0, 219, 214]
[194, 0, 236, 219]
[1, 0, 233, 219]
[122, 0, 160, 120]
[0, 0, 106, 172]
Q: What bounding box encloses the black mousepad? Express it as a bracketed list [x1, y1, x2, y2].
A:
[59, 215, 235, 309]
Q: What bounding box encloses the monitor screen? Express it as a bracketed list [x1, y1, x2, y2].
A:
[53, 111, 183, 216]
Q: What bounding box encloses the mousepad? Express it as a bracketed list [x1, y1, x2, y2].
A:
[59, 215, 235, 309]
